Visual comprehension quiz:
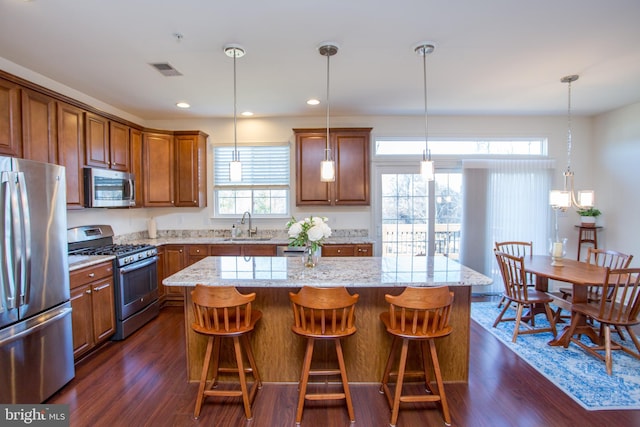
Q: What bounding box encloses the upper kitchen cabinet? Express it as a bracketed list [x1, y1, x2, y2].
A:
[294, 128, 371, 206]
[129, 128, 144, 208]
[142, 130, 208, 208]
[21, 88, 57, 164]
[0, 77, 22, 157]
[85, 112, 130, 171]
[143, 131, 174, 207]
[57, 102, 85, 209]
[174, 131, 207, 207]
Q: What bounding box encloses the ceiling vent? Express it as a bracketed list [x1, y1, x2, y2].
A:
[149, 62, 183, 77]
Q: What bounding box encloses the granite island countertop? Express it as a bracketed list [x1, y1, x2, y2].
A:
[163, 255, 492, 288]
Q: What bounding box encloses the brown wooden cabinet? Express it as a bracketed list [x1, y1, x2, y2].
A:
[108, 121, 131, 171]
[142, 131, 208, 207]
[85, 113, 130, 171]
[156, 245, 166, 300]
[209, 244, 242, 256]
[294, 128, 371, 206]
[21, 88, 57, 163]
[57, 102, 85, 209]
[174, 131, 207, 207]
[69, 261, 116, 360]
[162, 244, 187, 303]
[142, 132, 174, 206]
[322, 243, 373, 257]
[0, 77, 22, 157]
[187, 245, 209, 265]
[129, 128, 144, 207]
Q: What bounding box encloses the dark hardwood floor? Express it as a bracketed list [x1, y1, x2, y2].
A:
[48, 302, 640, 427]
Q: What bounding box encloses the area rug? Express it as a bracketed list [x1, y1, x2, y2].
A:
[470, 302, 640, 410]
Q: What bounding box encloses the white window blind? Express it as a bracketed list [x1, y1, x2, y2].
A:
[214, 145, 290, 187]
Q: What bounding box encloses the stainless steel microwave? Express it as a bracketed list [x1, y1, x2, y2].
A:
[84, 167, 135, 208]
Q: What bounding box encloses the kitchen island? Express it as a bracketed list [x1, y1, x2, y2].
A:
[163, 255, 492, 383]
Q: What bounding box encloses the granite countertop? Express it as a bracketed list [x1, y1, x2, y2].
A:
[126, 236, 374, 246]
[68, 254, 115, 271]
[163, 255, 493, 288]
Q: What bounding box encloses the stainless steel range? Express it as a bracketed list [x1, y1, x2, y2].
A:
[68, 225, 159, 340]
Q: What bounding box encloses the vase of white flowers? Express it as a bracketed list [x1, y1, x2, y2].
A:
[286, 216, 332, 267]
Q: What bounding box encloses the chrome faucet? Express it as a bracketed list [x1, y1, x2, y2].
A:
[241, 211, 257, 237]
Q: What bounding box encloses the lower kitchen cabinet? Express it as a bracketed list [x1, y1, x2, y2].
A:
[161, 244, 187, 305]
[322, 243, 373, 257]
[69, 261, 116, 360]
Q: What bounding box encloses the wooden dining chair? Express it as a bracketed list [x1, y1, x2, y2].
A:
[190, 285, 262, 420]
[289, 286, 359, 425]
[554, 248, 633, 323]
[493, 250, 557, 342]
[494, 241, 535, 309]
[379, 286, 454, 427]
[564, 267, 640, 375]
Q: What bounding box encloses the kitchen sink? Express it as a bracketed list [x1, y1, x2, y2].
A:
[222, 237, 273, 242]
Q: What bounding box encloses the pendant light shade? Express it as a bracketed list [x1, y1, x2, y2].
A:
[225, 44, 245, 182]
[319, 43, 338, 182]
[416, 43, 435, 181]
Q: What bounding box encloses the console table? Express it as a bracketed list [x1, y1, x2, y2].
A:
[574, 225, 603, 261]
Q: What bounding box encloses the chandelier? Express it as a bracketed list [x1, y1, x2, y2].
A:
[549, 74, 594, 211]
[415, 43, 435, 181]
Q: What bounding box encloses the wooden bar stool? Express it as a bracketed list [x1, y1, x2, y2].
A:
[379, 286, 454, 427]
[289, 286, 359, 424]
[190, 285, 262, 420]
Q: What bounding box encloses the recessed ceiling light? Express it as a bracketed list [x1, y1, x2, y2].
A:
[241, 111, 254, 117]
[176, 102, 190, 109]
[307, 99, 320, 106]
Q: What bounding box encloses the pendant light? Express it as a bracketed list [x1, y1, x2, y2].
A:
[416, 43, 435, 181]
[549, 74, 594, 210]
[319, 44, 338, 182]
[224, 44, 245, 182]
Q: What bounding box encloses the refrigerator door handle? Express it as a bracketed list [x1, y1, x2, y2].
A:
[15, 171, 32, 306]
[0, 306, 72, 347]
[1, 171, 17, 310]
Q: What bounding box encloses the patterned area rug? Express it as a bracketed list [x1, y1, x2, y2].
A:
[471, 302, 640, 410]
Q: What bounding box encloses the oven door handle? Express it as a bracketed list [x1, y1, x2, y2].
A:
[119, 255, 158, 274]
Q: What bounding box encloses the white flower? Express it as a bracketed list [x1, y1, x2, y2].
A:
[286, 215, 331, 251]
[288, 222, 303, 238]
[307, 225, 325, 242]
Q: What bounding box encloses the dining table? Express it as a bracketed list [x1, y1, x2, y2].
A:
[523, 255, 608, 346]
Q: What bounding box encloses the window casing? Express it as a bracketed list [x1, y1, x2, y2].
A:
[213, 145, 290, 217]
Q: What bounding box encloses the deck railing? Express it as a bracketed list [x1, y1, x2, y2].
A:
[382, 224, 461, 258]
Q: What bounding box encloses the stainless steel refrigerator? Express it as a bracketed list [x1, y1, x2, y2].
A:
[0, 156, 74, 403]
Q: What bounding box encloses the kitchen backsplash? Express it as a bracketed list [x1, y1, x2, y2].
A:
[114, 228, 369, 244]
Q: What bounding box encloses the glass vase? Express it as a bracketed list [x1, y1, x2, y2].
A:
[303, 245, 320, 268]
[548, 237, 568, 266]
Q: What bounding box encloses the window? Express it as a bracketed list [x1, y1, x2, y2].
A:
[214, 145, 290, 217]
[375, 138, 547, 156]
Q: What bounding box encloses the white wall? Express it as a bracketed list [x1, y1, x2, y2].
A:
[2, 55, 605, 246]
[69, 113, 593, 243]
[592, 102, 640, 266]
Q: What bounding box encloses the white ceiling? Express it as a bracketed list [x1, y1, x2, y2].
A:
[2, 0, 640, 120]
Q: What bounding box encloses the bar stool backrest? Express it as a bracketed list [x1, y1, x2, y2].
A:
[290, 286, 358, 338]
[383, 286, 454, 338]
[191, 285, 258, 335]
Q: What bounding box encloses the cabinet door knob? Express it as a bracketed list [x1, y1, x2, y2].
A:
[85, 289, 92, 294]
[88, 272, 95, 278]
